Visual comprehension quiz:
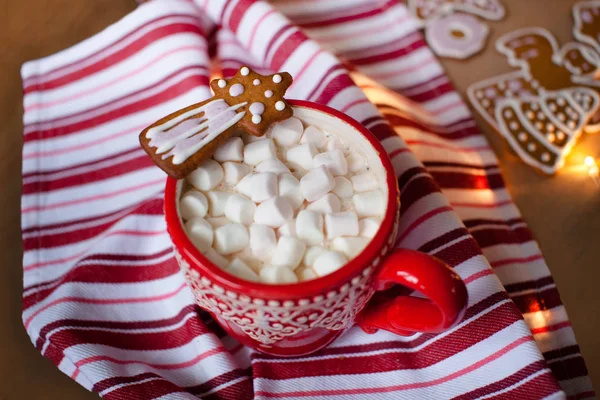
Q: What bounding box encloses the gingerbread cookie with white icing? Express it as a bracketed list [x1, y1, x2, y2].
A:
[468, 26, 600, 173]
[139, 67, 293, 178]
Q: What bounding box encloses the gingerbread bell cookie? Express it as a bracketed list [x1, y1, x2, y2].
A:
[468, 24, 600, 174]
[139, 67, 293, 178]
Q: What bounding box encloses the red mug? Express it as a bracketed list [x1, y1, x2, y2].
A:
[165, 100, 468, 356]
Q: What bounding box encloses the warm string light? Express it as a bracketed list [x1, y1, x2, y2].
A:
[584, 156, 600, 187]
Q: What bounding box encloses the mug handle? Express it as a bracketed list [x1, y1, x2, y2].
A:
[356, 249, 468, 335]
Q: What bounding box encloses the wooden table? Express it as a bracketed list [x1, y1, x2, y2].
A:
[0, 1, 597, 398]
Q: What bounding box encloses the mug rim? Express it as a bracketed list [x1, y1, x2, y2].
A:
[164, 100, 399, 300]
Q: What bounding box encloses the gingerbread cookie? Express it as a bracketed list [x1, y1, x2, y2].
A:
[574, 1, 600, 55]
[409, 0, 505, 21]
[495, 89, 599, 174]
[467, 27, 600, 173]
[139, 67, 293, 178]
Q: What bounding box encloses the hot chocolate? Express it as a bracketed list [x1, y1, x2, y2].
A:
[178, 114, 386, 284]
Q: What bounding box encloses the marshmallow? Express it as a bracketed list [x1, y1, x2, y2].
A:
[214, 223, 249, 255]
[313, 251, 347, 277]
[180, 191, 208, 220]
[351, 172, 378, 192]
[300, 126, 327, 149]
[224, 194, 255, 225]
[332, 176, 353, 199]
[249, 224, 277, 261]
[296, 210, 324, 245]
[223, 162, 251, 184]
[277, 220, 296, 237]
[271, 117, 304, 147]
[242, 132, 263, 143]
[235, 173, 255, 198]
[207, 217, 229, 228]
[271, 237, 306, 270]
[332, 237, 369, 258]
[325, 211, 359, 239]
[260, 265, 298, 284]
[256, 159, 290, 175]
[187, 159, 223, 191]
[307, 193, 341, 214]
[297, 267, 317, 281]
[251, 172, 278, 203]
[326, 137, 344, 151]
[313, 150, 348, 176]
[254, 196, 294, 227]
[346, 152, 366, 173]
[226, 258, 259, 282]
[184, 217, 214, 253]
[303, 246, 328, 267]
[359, 217, 380, 238]
[244, 138, 277, 165]
[353, 190, 385, 217]
[278, 174, 304, 209]
[286, 143, 317, 171]
[206, 191, 231, 217]
[213, 136, 244, 162]
[231, 247, 262, 272]
[204, 248, 229, 269]
[300, 165, 335, 202]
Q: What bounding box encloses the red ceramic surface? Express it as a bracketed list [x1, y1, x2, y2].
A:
[164, 100, 468, 356]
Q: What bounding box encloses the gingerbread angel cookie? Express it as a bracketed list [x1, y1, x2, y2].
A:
[140, 67, 293, 178]
[468, 26, 600, 173]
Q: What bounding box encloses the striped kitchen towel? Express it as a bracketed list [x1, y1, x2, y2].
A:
[21, 0, 594, 398]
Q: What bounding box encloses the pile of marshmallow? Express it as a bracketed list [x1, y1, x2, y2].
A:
[179, 117, 385, 284]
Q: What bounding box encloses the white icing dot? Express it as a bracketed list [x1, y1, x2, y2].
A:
[509, 121, 519, 130]
[252, 115, 262, 124]
[481, 99, 490, 107]
[546, 123, 555, 132]
[275, 101, 285, 111]
[527, 143, 536, 152]
[253, 79, 260, 86]
[531, 80, 539, 89]
[249, 102, 265, 115]
[218, 79, 227, 88]
[526, 111, 535, 120]
[557, 132, 565, 140]
[273, 74, 282, 83]
[568, 120, 577, 129]
[557, 98, 566, 106]
[537, 112, 545, 120]
[506, 91, 514, 97]
[541, 153, 551, 162]
[265, 90, 273, 98]
[546, 133, 556, 142]
[531, 103, 540, 111]
[229, 83, 245, 97]
[518, 132, 528, 142]
[549, 103, 558, 112]
[476, 90, 484, 99]
[535, 122, 544, 130]
[241, 67, 250, 76]
[499, 82, 506, 90]
[558, 113, 566, 121]
[504, 110, 513, 118]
